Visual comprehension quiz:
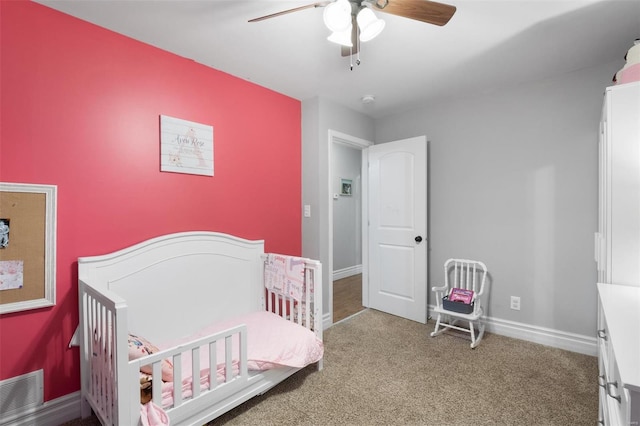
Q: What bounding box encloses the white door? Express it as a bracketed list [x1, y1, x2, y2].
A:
[367, 136, 427, 323]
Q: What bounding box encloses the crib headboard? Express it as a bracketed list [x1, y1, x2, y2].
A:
[78, 232, 264, 343]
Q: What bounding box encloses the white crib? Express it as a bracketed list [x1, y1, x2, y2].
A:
[77, 231, 323, 425]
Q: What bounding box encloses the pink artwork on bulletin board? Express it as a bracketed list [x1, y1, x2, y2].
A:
[0, 260, 24, 291]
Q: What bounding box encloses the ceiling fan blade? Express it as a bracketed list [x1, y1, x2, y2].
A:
[341, 17, 360, 57]
[372, 0, 456, 26]
[249, 1, 331, 22]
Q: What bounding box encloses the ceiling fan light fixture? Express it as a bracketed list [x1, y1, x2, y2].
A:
[327, 24, 353, 47]
[357, 7, 385, 42]
[323, 0, 352, 33]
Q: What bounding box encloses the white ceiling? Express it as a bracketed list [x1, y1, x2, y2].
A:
[35, 0, 639, 119]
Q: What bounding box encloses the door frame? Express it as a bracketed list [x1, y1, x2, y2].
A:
[327, 130, 373, 325]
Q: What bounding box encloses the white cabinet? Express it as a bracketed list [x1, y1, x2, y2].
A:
[595, 82, 640, 285]
[597, 283, 640, 426]
[596, 82, 640, 425]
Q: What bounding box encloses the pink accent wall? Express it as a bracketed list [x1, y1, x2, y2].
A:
[0, 1, 301, 401]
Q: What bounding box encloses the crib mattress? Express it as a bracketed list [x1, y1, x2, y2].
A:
[156, 310, 324, 407]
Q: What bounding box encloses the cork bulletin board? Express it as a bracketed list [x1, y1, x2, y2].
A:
[0, 183, 57, 314]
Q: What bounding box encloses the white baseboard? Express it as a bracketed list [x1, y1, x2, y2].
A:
[332, 265, 362, 281]
[428, 305, 597, 356]
[323, 312, 332, 330]
[484, 315, 597, 356]
[325, 303, 596, 356]
[0, 391, 81, 426]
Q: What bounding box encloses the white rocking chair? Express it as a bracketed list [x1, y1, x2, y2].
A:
[430, 258, 488, 348]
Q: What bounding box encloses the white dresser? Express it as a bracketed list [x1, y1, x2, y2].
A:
[597, 283, 640, 426]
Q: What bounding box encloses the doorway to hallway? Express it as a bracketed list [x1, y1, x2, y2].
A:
[333, 273, 364, 322]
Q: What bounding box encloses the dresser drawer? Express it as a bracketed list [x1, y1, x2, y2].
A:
[596, 283, 640, 426]
[598, 352, 622, 426]
[597, 303, 611, 376]
[605, 359, 629, 425]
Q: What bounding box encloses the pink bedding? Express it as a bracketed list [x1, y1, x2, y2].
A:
[156, 311, 323, 407]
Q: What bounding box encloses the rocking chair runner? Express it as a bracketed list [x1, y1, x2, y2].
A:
[430, 259, 488, 348]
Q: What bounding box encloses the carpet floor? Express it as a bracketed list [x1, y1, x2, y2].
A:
[65, 309, 598, 425]
[213, 309, 597, 425]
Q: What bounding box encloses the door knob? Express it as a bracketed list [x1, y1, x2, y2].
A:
[415, 236, 423, 243]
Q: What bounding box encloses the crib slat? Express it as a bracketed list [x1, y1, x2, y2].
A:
[92, 299, 104, 421]
[98, 305, 106, 415]
[305, 267, 311, 328]
[106, 308, 115, 424]
[238, 328, 248, 377]
[209, 341, 217, 390]
[91, 299, 99, 404]
[88, 297, 96, 409]
[191, 347, 201, 399]
[89, 296, 116, 425]
[102, 305, 109, 418]
[173, 353, 183, 407]
[224, 335, 233, 383]
[288, 296, 294, 323]
[152, 362, 163, 406]
[276, 294, 281, 316]
[88, 297, 96, 401]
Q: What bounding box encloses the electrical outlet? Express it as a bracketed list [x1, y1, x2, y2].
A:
[510, 296, 521, 311]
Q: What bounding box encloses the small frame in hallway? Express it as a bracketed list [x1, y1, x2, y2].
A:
[340, 178, 352, 196]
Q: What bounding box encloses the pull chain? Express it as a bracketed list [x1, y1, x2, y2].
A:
[350, 24, 361, 70]
[350, 48, 354, 71]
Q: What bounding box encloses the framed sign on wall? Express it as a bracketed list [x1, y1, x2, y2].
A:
[160, 115, 214, 177]
[0, 183, 57, 314]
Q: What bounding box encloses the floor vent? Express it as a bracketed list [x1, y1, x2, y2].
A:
[0, 369, 44, 418]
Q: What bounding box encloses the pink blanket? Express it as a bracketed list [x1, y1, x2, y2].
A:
[140, 402, 169, 426]
[157, 311, 323, 407]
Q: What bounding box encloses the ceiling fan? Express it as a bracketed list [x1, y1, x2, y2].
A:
[249, 0, 456, 57]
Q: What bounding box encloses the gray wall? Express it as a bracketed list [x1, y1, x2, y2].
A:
[374, 60, 622, 336]
[302, 97, 374, 319]
[332, 143, 362, 271]
[303, 60, 623, 337]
